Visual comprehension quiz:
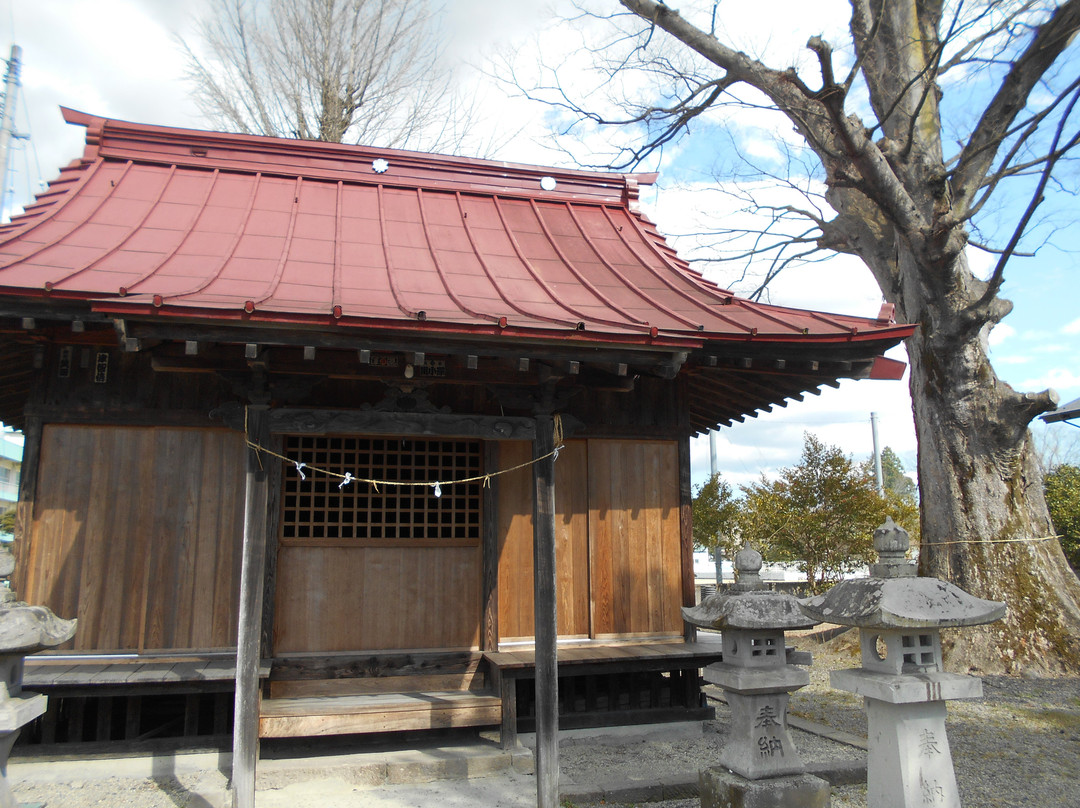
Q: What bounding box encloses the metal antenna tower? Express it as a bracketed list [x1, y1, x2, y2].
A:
[0, 45, 23, 221]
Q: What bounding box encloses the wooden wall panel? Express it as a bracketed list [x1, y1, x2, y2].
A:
[497, 441, 538, 641]
[588, 440, 682, 638]
[496, 441, 590, 641]
[272, 545, 481, 653]
[556, 443, 590, 637]
[18, 425, 246, 652]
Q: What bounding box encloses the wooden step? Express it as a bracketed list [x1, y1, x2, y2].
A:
[258, 690, 502, 738]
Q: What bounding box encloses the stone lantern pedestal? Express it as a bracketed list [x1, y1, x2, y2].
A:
[0, 545, 76, 808]
[800, 519, 1005, 808]
[683, 546, 828, 808]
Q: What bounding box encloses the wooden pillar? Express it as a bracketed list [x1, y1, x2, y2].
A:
[232, 406, 269, 808]
[676, 374, 697, 644]
[481, 441, 500, 652]
[260, 434, 284, 656]
[12, 414, 42, 581]
[532, 415, 559, 808]
[678, 433, 696, 643]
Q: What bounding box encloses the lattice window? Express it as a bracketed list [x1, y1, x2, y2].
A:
[902, 633, 937, 669]
[750, 636, 779, 657]
[281, 435, 482, 545]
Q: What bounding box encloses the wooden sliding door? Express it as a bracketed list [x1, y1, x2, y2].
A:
[587, 440, 682, 637]
[496, 438, 682, 643]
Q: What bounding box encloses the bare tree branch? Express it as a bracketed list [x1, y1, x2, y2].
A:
[965, 81, 1080, 322]
[180, 0, 483, 153]
[949, 0, 1080, 219]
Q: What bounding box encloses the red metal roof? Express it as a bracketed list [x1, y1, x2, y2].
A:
[0, 109, 913, 352]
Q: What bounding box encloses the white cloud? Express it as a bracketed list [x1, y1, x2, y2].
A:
[1063, 317, 1080, 335]
[692, 356, 917, 491]
[642, 180, 885, 319]
[987, 322, 1015, 347]
[1019, 368, 1080, 394]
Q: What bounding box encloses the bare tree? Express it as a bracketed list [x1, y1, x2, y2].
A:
[527, 0, 1080, 672]
[181, 0, 481, 152]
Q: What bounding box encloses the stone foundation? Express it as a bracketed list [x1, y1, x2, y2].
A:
[699, 767, 830, 808]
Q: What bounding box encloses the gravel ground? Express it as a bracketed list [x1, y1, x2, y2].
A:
[575, 630, 1080, 808]
[571, 673, 1080, 808]
[11, 630, 1080, 807]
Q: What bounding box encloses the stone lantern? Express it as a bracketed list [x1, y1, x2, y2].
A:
[0, 543, 76, 808]
[800, 518, 1005, 808]
[683, 545, 828, 808]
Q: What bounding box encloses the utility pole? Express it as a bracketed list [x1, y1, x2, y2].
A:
[0, 45, 23, 221]
[870, 412, 884, 494]
[709, 431, 723, 588]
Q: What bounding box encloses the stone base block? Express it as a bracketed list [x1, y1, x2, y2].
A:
[0, 694, 46, 733]
[700, 768, 831, 808]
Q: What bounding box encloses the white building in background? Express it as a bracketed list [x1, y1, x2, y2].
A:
[0, 430, 22, 539]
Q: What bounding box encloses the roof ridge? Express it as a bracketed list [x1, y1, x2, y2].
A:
[61, 107, 656, 205]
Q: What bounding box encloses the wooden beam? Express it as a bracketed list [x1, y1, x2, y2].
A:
[232, 406, 270, 808]
[212, 404, 537, 441]
[23, 407, 218, 428]
[268, 651, 482, 681]
[532, 415, 559, 808]
[124, 320, 691, 371]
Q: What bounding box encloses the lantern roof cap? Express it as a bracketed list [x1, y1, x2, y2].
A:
[799, 520, 1006, 629]
[682, 544, 819, 631]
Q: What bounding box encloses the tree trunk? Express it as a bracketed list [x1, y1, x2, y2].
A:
[906, 312, 1080, 674]
[829, 193, 1080, 674]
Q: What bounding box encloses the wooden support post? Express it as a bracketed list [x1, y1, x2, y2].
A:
[493, 667, 517, 750]
[482, 442, 500, 652]
[123, 696, 141, 740]
[232, 406, 269, 808]
[13, 413, 42, 582]
[532, 415, 559, 808]
[184, 694, 201, 737]
[68, 697, 86, 742]
[96, 696, 114, 742]
[260, 434, 284, 657]
[677, 428, 696, 643]
[214, 692, 232, 736]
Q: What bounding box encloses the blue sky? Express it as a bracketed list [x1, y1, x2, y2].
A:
[2, 0, 1076, 487]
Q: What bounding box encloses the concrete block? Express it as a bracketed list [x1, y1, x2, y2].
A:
[604, 782, 665, 804]
[340, 765, 390, 787]
[805, 758, 866, 786]
[511, 751, 535, 774]
[700, 767, 831, 808]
